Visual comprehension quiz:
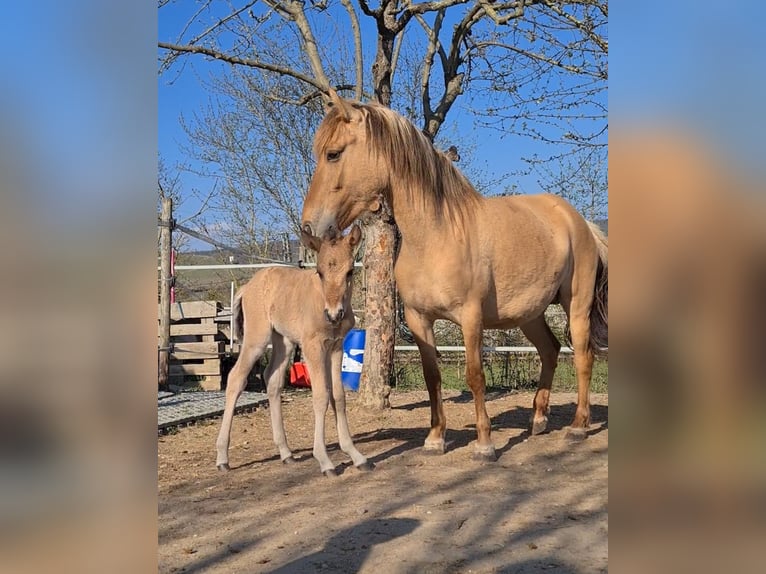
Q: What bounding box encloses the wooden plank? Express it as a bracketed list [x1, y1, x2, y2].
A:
[158, 300, 220, 320]
[171, 341, 223, 354]
[199, 376, 222, 391]
[157, 323, 220, 337]
[170, 361, 221, 376]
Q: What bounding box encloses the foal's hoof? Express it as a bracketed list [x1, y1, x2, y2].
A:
[530, 417, 548, 436]
[282, 455, 298, 464]
[322, 468, 338, 477]
[564, 427, 588, 441]
[472, 446, 497, 463]
[217, 463, 230, 472]
[355, 461, 375, 472]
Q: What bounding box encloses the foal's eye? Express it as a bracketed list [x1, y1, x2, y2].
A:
[326, 150, 342, 162]
[317, 270, 324, 280]
[346, 270, 354, 280]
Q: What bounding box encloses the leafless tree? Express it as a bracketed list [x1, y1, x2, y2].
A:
[534, 145, 608, 223]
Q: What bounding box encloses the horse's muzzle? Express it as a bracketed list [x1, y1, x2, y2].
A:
[324, 308, 344, 325]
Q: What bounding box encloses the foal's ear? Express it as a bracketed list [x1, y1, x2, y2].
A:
[326, 88, 355, 122]
[348, 224, 362, 248]
[300, 228, 323, 253]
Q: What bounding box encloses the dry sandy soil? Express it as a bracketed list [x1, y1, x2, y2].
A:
[158, 389, 608, 573]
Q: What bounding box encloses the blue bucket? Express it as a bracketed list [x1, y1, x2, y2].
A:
[341, 329, 366, 391]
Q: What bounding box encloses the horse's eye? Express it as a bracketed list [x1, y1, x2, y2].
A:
[317, 270, 324, 280]
[326, 150, 342, 162]
[346, 270, 354, 280]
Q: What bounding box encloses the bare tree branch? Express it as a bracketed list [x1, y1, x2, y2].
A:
[340, 0, 364, 99]
[158, 41, 325, 91]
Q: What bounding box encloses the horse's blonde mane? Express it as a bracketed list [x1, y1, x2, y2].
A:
[316, 102, 481, 224]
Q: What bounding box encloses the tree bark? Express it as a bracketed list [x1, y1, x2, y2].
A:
[356, 1, 398, 409]
[358, 214, 395, 409]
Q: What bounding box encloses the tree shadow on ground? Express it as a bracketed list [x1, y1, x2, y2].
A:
[266, 517, 420, 573]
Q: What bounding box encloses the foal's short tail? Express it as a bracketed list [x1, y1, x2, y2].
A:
[231, 290, 245, 343]
[587, 222, 608, 351]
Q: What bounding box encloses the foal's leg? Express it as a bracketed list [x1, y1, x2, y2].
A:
[302, 339, 336, 475]
[215, 329, 270, 471]
[404, 307, 447, 454]
[265, 333, 297, 463]
[461, 310, 495, 461]
[521, 316, 562, 435]
[329, 343, 371, 470]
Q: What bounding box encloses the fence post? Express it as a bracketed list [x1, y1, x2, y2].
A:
[158, 197, 173, 388]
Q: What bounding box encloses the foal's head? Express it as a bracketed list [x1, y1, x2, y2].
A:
[300, 225, 362, 326]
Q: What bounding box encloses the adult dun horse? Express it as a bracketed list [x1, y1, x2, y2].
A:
[215, 225, 372, 475]
[302, 91, 607, 461]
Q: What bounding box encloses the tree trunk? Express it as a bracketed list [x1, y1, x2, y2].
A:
[356, 4, 399, 410]
[358, 215, 396, 409]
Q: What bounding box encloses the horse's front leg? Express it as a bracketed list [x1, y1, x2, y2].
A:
[461, 310, 496, 461]
[303, 339, 336, 476]
[329, 343, 372, 471]
[404, 307, 447, 454]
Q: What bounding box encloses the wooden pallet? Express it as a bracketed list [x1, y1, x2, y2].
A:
[158, 300, 226, 390]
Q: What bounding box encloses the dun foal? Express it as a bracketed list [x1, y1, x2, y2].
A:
[215, 225, 372, 476]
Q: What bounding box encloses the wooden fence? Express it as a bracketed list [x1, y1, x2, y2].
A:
[158, 300, 231, 390]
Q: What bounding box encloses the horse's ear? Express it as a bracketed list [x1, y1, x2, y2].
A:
[300, 227, 323, 253]
[326, 88, 354, 122]
[348, 224, 362, 248]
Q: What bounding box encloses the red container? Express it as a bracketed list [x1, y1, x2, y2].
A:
[289, 362, 311, 387]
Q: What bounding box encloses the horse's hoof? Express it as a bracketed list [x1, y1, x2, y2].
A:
[472, 447, 497, 462]
[422, 439, 446, 455]
[217, 463, 230, 472]
[530, 417, 548, 436]
[565, 427, 587, 441]
[355, 461, 375, 472]
[282, 455, 297, 464]
[323, 468, 338, 477]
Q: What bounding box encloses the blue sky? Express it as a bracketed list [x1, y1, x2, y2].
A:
[610, 2, 765, 179]
[158, 2, 607, 226]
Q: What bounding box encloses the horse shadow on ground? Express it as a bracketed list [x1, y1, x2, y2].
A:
[230, 397, 607, 471]
[351, 397, 607, 466]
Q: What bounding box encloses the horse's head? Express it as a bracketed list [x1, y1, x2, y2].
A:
[300, 224, 362, 326]
[301, 90, 386, 238]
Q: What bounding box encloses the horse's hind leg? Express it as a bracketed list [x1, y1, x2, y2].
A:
[404, 307, 447, 454]
[265, 333, 296, 463]
[215, 329, 269, 471]
[521, 316, 561, 435]
[561, 258, 599, 440]
[329, 344, 371, 471]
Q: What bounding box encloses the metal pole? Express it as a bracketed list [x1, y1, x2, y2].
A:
[230, 281, 235, 351]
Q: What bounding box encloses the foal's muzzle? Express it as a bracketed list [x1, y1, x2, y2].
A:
[324, 308, 344, 325]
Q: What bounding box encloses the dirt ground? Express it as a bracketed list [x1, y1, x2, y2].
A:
[158, 389, 608, 573]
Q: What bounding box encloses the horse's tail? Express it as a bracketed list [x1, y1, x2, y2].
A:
[232, 290, 245, 343]
[587, 221, 608, 351]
